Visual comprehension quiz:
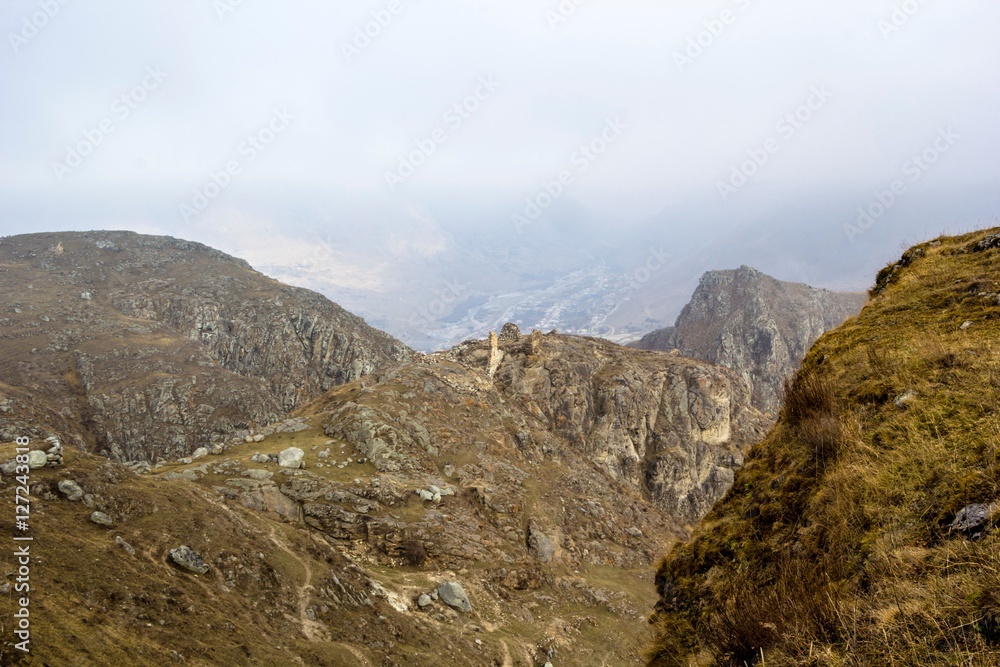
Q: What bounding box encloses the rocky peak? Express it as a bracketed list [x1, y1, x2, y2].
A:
[633, 267, 866, 418]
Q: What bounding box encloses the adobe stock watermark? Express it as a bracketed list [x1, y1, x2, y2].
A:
[674, 0, 753, 73]
[843, 126, 958, 244]
[717, 85, 833, 201]
[627, 247, 670, 290]
[214, 0, 248, 20]
[408, 279, 469, 331]
[385, 76, 501, 192]
[51, 66, 168, 182]
[7, 0, 72, 53]
[546, 0, 587, 30]
[878, 0, 930, 39]
[512, 117, 628, 234]
[341, 0, 413, 64]
[178, 108, 295, 223]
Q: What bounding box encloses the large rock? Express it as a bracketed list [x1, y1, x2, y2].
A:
[168, 545, 210, 574]
[27, 451, 47, 469]
[437, 582, 472, 612]
[527, 521, 556, 563]
[57, 479, 84, 501]
[278, 447, 305, 469]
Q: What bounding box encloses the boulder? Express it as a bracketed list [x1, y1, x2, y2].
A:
[527, 521, 556, 563]
[169, 545, 210, 574]
[90, 511, 114, 527]
[278, 447, 305, 469]
[417, 594, 432, 608]
[57, 479, 84, 502]
[191, 447, 209, 460]
[436, 581, 471, 612]
[27, 450, 47, 469]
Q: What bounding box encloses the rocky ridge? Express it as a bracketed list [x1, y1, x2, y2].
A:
[0, 231, 410, 462]
[632, 266, 866, 418]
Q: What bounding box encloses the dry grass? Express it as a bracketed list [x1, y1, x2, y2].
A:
[648, 228, 1000, 666]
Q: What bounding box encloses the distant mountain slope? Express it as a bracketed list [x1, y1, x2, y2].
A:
[632, 266, 866, 418]
[0, 231, 410, 461]
[649, 230, 1000, 666]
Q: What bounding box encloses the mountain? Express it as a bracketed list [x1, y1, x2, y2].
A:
[648, 229, 1000, 666]
[631, 266, 866, 418]
[0, 231, 410, 463]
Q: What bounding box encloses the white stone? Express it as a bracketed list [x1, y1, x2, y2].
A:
[278, 447, 305, 469]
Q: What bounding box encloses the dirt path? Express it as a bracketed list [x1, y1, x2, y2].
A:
[500, 639, 514, 667]
[268, 525, 329, 643]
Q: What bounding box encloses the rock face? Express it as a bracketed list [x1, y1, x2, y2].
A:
[324, 332, 764, 526]
[632, 266, 865, 418]
[0, 231, 410, 462]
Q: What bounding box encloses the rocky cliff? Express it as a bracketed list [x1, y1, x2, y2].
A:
[324, 331, 765, 527]
[632, 266, 866, 418]
[0, 231, 410, 462]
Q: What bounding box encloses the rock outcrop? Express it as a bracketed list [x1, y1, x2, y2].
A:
[0, 231, 410, 462]
[322, 331, 764, 526]
[632, 266, 865, 418]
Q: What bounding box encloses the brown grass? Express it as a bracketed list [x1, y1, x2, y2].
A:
[648, 228, 1000, 666]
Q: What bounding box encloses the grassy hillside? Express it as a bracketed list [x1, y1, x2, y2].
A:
[648, 229, 1000, 666]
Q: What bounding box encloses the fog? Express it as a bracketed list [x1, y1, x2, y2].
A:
[2, 0, 998, 348]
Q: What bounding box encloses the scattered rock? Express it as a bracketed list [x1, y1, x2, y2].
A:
[417, 594, 432, 608]
[0, 583, 9, 595]
[960, 321, 973, 331]
[415, 489, 435, 502]
[950, 504, 995, 538]
[163, 470, 199, 482]
[115, 536, 135, 555]
[253, 434, 266, 443]
[627, 526, 643, 538]
[0, 460, 17, 476]
[278, 447, 305, 469]
[90, 511, 114, 527]
[243, 469, 273, 481]
[436, 581, 471, 612]
[169, 545, 210, 574]
[191, 447, 209, 460]
[57, 479, 84, 502]
[894, 390, 917, 409]
[527, 521, 556, 562]
[967, 232, 1000, 253]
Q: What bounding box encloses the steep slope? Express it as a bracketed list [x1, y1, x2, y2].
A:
[0, 231, 410, 462]
[648, 230, 1000, 666]
[632, 266, 866, 418]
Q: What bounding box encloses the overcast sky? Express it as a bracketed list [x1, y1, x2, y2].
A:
[1, 1, 998, 307]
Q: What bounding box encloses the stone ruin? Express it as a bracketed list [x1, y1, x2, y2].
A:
[498, 322, 521, 342]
